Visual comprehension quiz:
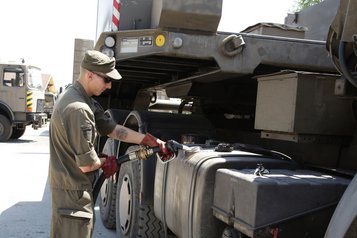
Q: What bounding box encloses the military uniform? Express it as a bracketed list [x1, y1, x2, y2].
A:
[49, 81, 116, 238]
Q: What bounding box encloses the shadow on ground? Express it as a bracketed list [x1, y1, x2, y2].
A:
[0, 179, 116, 238]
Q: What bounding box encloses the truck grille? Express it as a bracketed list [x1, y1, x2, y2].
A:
[36, 99, 45, 112]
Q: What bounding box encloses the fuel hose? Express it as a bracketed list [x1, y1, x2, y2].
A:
[92, 146, 161, 203]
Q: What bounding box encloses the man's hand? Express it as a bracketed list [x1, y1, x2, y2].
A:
[140, 133, 174, 161]
[101, 154, 119, 178]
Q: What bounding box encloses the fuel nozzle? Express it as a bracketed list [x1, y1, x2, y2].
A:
[119, 141, 192, 165]
[117, 146, 162, 164]
[128, 147, 161, 160]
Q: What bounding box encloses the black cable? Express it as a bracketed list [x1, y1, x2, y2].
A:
[232, 143, 293, 162]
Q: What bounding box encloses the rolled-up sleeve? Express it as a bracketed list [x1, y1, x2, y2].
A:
[74, 149, 98, 167]
[63, 107, 98, 167]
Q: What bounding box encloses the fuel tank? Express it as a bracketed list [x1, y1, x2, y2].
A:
[153, 146, 296, 238]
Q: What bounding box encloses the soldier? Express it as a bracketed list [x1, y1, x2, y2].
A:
[48, 50, 170, 238]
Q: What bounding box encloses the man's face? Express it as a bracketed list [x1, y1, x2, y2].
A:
[89, 72, 112, 96]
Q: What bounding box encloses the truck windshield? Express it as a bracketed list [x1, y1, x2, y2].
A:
[27, 66, 44, 90]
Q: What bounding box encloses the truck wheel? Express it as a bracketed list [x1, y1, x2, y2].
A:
[116, 146, 165, 238]
[10, 127, 26, 139]
[0, 115, 13, 142]
[99, 176, 117, 229]
[99, 138, 118, 229]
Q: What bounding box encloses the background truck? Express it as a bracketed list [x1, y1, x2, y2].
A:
[0, 61, 47, 141]
[89, 0, 357, 237]
[42, 74, 57, 119]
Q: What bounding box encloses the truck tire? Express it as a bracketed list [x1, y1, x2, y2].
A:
[10, 127, 26, 139]
[99, 138, 118, 229]
[98, 110, 130, 229]
[116, 146, 165, 238]
[0, 115, 13, 142]
[99, 176, 117, 229]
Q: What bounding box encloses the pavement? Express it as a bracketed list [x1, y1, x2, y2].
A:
[0, 124, 116, 238]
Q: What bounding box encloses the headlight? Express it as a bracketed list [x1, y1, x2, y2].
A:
[104, 36, 116, 48]
[101, 47, 115, 58]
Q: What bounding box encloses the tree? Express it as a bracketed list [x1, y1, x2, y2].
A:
[295, 0, 323, 11]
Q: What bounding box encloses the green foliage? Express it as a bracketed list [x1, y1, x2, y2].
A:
[294, 0, 323, 11]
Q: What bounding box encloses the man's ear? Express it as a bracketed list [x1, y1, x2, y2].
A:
[87, 71, 94, 81]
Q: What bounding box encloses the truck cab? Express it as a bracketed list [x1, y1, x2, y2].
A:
[0, 62, 47, 141]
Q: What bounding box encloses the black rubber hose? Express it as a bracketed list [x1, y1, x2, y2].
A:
[92, 147, 162, 203]
[339, 41, 357, 88]
[92, 153, 131, 203]
[93, 172, 106, 203]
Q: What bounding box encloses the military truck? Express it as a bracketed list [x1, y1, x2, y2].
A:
[92, 0, 357, 237]
[42, 74, 57, 119]
[0, 61, 47, 141]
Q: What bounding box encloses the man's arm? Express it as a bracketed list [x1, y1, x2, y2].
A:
[79, 156, 106, 173]
[79, 124, 146, 174]
[107, 124, 172, 160]
[78, 124, 173, 174]
[78, 125, 145, 174]
[108, 124, 145, 144]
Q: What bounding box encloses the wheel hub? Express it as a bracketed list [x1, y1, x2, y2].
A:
[100, 179, 109, 206]
[119, 174, 132, 234]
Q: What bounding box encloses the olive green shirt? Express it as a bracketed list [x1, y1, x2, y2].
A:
[49, 81, 117, 190]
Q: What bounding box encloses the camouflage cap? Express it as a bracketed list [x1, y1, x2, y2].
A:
[81, 50, 122, 80]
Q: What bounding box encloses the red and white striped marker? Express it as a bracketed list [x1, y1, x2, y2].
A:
[112, 0, 120, 31]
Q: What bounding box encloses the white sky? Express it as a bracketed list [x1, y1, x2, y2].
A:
[0, 0, 296, 89]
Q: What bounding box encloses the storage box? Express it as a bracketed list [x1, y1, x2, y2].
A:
[254, 71, 355, 136]
[212, 168, 350, 237]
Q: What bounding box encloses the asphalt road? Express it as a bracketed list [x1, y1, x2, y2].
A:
[0, 124, 116, 238]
